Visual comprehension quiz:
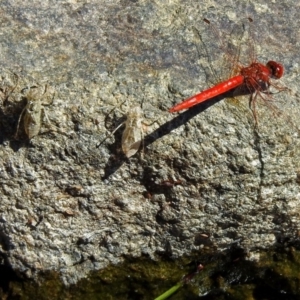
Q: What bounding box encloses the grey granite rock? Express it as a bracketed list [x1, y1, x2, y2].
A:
[0, 0, 299, 285]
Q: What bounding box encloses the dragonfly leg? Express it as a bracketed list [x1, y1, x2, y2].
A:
[249, 92, 259, 126]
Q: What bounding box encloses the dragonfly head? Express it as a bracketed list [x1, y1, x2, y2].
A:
[267, 61, 284, 79]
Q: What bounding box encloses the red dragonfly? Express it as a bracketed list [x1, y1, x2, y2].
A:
[169, 18, 285, 122]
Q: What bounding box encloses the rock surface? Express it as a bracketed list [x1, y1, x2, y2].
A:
[0, 0, 299, 285]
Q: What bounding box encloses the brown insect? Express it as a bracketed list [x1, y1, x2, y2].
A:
[16, 84, 53, 139]
[121, 106, 144, 158]
[98, 105, 155, 158]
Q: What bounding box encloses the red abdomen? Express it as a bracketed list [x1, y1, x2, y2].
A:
[169, 75, 244, 112]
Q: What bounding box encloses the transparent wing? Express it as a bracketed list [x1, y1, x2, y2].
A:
[191, 17, 254, 87]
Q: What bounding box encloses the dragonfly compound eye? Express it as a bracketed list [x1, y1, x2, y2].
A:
[267, 61, 284, 79]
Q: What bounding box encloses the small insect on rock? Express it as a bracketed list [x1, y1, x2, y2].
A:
[16, 84, 53, 139]
[97, 105, 147, 158]
[97, 103, 158, 158]
[121, 106, 144, 158]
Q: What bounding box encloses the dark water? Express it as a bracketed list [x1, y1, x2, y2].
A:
[1, 245, 300, 299]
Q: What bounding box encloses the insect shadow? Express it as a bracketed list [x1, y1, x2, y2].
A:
[0, 72, 21, 144]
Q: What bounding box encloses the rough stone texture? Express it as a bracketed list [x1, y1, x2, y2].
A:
[0, 0, 299, 285]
